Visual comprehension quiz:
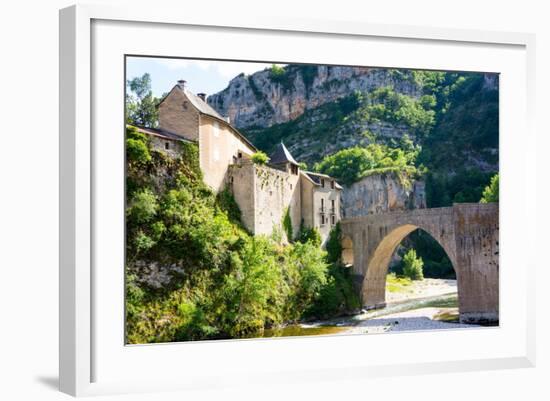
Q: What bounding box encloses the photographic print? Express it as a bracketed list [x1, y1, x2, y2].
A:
[125, 57, 499, 344]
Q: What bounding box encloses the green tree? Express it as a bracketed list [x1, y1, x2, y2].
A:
[251, 151, 270, 165]
[126, 73, 159, 128]
[314, 143, 419, 186]
[298, 225, 321, 247]
[402, 249, 424, 280]
[480, 173, 499, 203]
[325, 223, 342, 264]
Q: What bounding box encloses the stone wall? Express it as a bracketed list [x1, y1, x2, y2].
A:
[340, 203, 499, 324]
[148, 135, 183, 158]
[453, 203, 499, 323]
[341, 172, 425, 218]
[227, 162, 257, 233]
[228, 162, 301, 241]
[158, 88, 200, 140]
[199, 115, 255, 193]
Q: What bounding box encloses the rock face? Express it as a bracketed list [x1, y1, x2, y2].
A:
[342, 173, 426, 218]
[207, 66, 421, 129]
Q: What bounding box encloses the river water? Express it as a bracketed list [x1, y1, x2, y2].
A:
[259, 292, 459, 338]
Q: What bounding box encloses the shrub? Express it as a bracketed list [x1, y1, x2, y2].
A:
[216, 189, 242, 225]
[325, 223, 342, 264]
[127, 189, 158, 224]
[288, 241, 329, 315]
[251, 151, 270, 165]
[282, 207, 293, 241]
[306, 264, 361, 319]
[402, 249, 424, 280]
[480, 173, 499, 203]
[298, 225, 321, 247]
[127, 138, 152, 165]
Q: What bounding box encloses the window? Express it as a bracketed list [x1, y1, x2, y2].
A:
[321, 215, 325, 225]
[165, 142, 170, 150]
[331, 199, 335, 211]
[331, 215, 335, 225]
[238, 152, 242, 158]
[290, 164, 298, 175]
[213, 121, 220, 138]
[330, 180, 335, 189]
[321, 178, 325, 188]
[182, 101, 188, 110]
[321, 198, 324, 209]
[290, 184, 293, 190]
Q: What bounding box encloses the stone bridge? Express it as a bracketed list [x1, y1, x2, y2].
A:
[340, 203, 499, 324]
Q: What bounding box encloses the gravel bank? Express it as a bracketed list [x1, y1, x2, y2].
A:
[344, 307, 479, 335]
[386, 278, 457, 304]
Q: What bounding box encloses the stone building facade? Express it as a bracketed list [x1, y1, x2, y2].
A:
[227, 143, 343, 243]
[136, 80, 343, 244]
[158, 80, 257, 192]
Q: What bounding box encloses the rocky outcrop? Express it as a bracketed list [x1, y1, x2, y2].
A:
[207, 66, 422, 129]
[342, 172, 425, 218]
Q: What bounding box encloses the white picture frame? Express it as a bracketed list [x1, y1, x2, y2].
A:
[59, 4, 536, 397]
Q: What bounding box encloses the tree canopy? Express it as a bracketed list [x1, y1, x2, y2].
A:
[313, 140, 420, 187]
[126, 73, 159, 128]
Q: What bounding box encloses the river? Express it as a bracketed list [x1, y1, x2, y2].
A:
[259, 292, 467, 338]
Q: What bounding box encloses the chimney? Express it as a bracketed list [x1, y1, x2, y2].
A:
[197, 93, 207, 102]
[177, 79, 186, 88]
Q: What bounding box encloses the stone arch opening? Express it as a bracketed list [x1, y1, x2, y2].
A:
[361, 224, 458, 310]
[341, 236, 354, 267]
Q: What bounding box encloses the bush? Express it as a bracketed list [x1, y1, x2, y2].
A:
[306, 264, 360, 319]
[402, 249, 424, 280]
[480, 173, 499, 203]
[127, 189, 158, 224]
[251, 151, 270, 165]
[298, 225, 321, 247]
[325, 223, 342, 264]
[127, 138, 152, 165]
[216, 189, 242, 225]
[282, 207, 293, 241]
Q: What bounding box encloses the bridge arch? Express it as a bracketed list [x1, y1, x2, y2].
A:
[361, 224, 458, 308]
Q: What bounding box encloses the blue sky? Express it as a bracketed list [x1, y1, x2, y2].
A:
[126, 56, 281, 98]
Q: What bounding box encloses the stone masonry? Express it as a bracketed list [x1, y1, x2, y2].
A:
[340, 203, 499, 324]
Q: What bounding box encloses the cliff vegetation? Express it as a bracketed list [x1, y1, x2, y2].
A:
[125, 126, 359, 343]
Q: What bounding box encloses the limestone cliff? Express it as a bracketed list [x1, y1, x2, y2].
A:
[207, 65, 499, 208]
[342, 173, 426, 218]
[207, 66, 421, 129]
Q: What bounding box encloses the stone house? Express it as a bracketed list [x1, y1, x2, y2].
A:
[133, 80, 342, 244]
[300, 171, 343, 241]
[157, 79, 257, 192]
